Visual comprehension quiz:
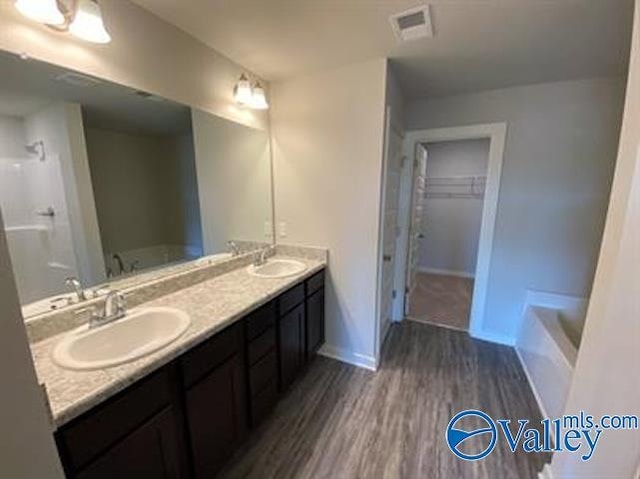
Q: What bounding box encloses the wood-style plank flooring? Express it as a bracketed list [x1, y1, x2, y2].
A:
[407, 273, 474, 331]
[219, 321, 549, 479]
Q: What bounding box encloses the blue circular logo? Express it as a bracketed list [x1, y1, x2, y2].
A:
[446, 410, 497, 461]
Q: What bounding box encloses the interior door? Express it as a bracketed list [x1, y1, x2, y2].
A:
[405, 143, 428, 312]
[379, 116, 404, 345]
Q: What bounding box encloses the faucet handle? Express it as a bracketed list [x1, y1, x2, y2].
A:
[75, 305, 100, 323]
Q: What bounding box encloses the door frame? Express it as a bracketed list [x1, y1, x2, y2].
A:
[374, 105, 405, 364]
[393, 122, 507, 341]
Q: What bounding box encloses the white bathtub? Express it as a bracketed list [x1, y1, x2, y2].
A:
[516, 292, 587, 422]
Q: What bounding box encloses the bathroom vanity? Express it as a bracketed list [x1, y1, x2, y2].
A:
[45, 265, 325, 479]
[1, 46, 328, 479]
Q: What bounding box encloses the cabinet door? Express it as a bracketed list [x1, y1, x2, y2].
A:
[75, 408, 182, 479]
[279, 302, 305, 390]
[306, 288, 325, 359]
[185, 353, 247, 479]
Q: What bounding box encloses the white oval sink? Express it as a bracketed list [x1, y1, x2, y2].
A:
[52, 307, 191, 371]
[248, 259, 307, 279]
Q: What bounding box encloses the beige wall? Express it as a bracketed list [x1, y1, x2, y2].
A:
[551, 1, 640, 475]
[191, 110, 272, 254]
[0, 0, 268, 131]
[0, 211, 64, 478]
[85, 127, 199, 254]
[271, 58, 388, 368]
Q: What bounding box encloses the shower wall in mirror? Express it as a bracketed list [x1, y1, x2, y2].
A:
[0, 51, 274, 317]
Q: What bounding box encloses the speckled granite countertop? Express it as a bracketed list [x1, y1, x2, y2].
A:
[30, 255, 325, 428]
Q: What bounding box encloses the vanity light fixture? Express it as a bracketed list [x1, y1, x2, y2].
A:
[233, 75, 269, 110]
[14, 0, 111, 44]
[68, 0, 111, 44]
[14, 0, 64, 25]
[250, 82, 269, 110]
[233, 74, 253, 106]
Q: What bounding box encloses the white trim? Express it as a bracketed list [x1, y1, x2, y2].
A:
[397, 123, 507, 345]
[516, 345, 560, 449]
[318, 344, 378, 371]
[417, 266, 475, 279]
[374, 105, 393, 366]
[381, 316, 392, 347]
[516, 347, 551, 423]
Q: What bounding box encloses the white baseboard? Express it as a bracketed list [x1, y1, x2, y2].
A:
[318, 344, 377, 371]
[538, 464, 554, 479]
[516, 348, 554, 442]
[418, 267, 475, 279]
[469, 326, 515, 346]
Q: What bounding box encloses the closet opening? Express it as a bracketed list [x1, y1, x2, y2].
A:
[406, 139, 489, 331]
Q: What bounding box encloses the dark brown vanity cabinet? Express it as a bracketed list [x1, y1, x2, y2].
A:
[245, 302, 279, 427]
[180, 322, 247, 479]
[55, 367, 189, 479]
[305, 270, 325, 360]
[55, 269, 325, 479]
[277, 270, 326, 391]
[278, 301, 306, 390]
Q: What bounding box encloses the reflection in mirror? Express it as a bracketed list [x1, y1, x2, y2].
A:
[85, 101, 202, 278]
[0, 51, 274, 318]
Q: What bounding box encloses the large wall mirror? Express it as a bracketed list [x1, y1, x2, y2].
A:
[0, 51, 274, 318]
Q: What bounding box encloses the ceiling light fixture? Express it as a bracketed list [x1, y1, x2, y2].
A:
[14, 0, 64, 25]
[15, 0, 111, 44]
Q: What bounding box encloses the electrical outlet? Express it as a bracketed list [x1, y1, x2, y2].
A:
[279, 221, 287, 238]
[264, 221, 272, 239]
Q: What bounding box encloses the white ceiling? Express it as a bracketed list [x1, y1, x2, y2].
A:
[131, 0, 634, 98]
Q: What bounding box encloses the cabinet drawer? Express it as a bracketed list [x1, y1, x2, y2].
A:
[249, 349, 277, 396]
[278, 284, 304, 315]
[58, 368, 173, 472]
[250, 379, 278, 427]
[181, 323, 241, 388]
[248, 327, 276, 365]
[246, 302, 276, 340]
[306, 270, 325, 296]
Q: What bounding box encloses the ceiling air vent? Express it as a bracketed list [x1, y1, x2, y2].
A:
[390, 4, 433, 42]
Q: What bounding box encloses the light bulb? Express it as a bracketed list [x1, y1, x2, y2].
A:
[250, 82, 269, 110]
[69, 0, 111, 44]
[15, 0, 64, 25]
[234, 74, 253, 105]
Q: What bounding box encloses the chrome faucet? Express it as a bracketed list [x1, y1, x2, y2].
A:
[83, 289, 127, 329]
[228, 241, 240, 257]
[65, 277, 87, 302]
[254, 245, 274, 266]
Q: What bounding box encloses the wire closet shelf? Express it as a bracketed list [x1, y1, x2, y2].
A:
[424, 175, 486, 199]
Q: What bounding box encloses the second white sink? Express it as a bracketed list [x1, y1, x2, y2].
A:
[248, 259, 307, 278]
[53, 307, 191, 371]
